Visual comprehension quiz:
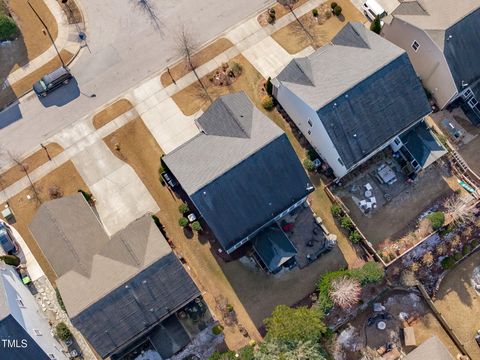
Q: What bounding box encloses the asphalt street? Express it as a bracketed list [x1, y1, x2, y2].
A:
[0, 0, 272, 164]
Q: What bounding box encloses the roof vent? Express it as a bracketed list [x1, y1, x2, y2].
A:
[345, 94, 349, 98]
[125, 285, 130, 289]
[447, 35, 453, 41]
[142, 280, 147, 284]
[353, 134, 357, 138]
[333, 103, 337, 107]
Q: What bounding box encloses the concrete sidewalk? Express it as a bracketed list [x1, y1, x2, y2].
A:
[5, 0, 84, 85]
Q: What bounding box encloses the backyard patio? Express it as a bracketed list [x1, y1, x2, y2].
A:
[332, 148, 460, 250]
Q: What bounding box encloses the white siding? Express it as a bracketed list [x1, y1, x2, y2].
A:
[276, 84, 348, 178]
[1, 266, 68, 360]
[382, 19, 458, 109]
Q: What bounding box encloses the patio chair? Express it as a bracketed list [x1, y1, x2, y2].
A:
[359, 200, 367, 209]
[370, 197, 377, 208]
[365, 183, 373, 191]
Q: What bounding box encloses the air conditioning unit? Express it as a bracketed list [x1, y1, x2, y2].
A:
[390, 137, 403, 152]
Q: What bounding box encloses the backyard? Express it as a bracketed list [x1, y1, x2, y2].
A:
[335, 289, 462, 359]
[0, 161, 90, 282]
[333, 154, 462, 252]
[271, 0, 365, 54]
[434, 250, 480, 360]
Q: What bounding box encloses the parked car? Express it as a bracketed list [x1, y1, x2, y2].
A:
[33, 66, 73, 97]
[0, 222, 19, 255]
[362, 0, 387, 22]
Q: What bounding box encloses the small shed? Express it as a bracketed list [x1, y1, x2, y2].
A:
[404, 326, 417, 347]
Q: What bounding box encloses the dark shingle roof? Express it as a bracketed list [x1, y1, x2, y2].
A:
[252, 225, 297, 272]
[164, 92, 313, 253]
[443, 8, 480, 90]
[71, 254, 199, 358]
[316, 53, 431, 169]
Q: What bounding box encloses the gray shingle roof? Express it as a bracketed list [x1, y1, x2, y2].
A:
[276, 22, 405, 110]
[29, 195, 200, 358]
[276, 22, 431, 169]
[164, 92, 313, 252]
[405, 336, 454, 360]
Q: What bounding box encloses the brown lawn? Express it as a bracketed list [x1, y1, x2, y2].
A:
[2, 0, 58, 72]
[0, 143, 63, 191]
[1, 161, 90, 283]
[434, 250, 480, 360]
[92, 99, 134, 129]
[0, 49, 74, 109]
[257, 0, 309, 27]
[160, 38, 234, 87]
[271, 0, 366, 54]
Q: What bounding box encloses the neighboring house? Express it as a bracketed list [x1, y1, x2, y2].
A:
[405, 336, 454, 360]
[273, 22, 435, 179]
[28, 194, 202, 360]
[0, 264, 67, 360]
[163, 92, 314, 261]
[382, 0, 480, 123]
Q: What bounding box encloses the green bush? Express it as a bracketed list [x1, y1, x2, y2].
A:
[238, 345, 255, 360]
[191, 221, 202, 232]
[340, 216, 354, 231]
[333, 5, 342, 16]
[230, 62, 243, 77]
[441, 256, 455, 270]
[330, 2, 338, 9]
[208, 351, 236, 360]
[303, 158, 315, 172]
[351, 262, 384, 285]
[472, 239, 479, 248]
[261, 95, 274, 110]
[267, 13, 276, 24]
[312, 8, 319, 17]
[330, 204, 343, 219]
[55, 322, 72, 341]
[0, 255, 20, 267]
[265, 77, 273, 96]
[55, 288, 66, 312]
[370, 15, 382, 34]
[427, 212, 445, 230]
[212, 324, 224, 335]
[453, 252, 462, 261]
[0, 15, 18, 41]
[463, 244, 472, 256]
[77, 189, 92, 203]
[178, 217, 189, 227]
[349, 230, 362, 244]
[178, 203, 190, 214]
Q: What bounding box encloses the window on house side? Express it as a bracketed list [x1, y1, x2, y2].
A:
[33, 329, 42, 336]
[308, 130, 311, 135]
[48, 354, 56, 360]
[338, 158, 344, 166]
[411, 40, 420, 52]
[16, 299, 25, 308]
[307, 119, 313, 127]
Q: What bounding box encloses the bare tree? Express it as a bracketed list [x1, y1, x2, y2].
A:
[280, 0, 314, 43]
[131, 0, 163, 32]
[176, 26, 211, 102]
[444, 196, 476, 225]
[329, 276, 361, 309]
[6, 151, 41, 204]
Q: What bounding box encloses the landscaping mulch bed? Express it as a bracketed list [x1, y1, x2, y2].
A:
[0, 142, 63, 191]
[160, 38, 233, 87]
[92, 99, 134, 130]
[271, 0, 365, 54]
[257, 0, 309, 27]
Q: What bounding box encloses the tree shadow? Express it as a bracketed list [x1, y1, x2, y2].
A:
[37, 78, 80, 107]
[183, 226, 194, 239]
[337, 14, 346, 22]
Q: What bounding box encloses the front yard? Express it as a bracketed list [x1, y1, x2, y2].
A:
[0, 161, 90, 282]
[271, 0, 366, 54]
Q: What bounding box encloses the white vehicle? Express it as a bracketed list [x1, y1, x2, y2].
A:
[362, 0, 387, 22]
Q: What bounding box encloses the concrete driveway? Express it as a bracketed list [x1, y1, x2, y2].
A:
[0, 0, 273, 163]
[71, 140, 159, 235]
[351, 0, 400, 16]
